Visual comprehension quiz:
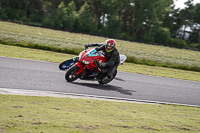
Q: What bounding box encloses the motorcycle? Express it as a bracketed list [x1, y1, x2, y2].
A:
[59, 46, 127, 84]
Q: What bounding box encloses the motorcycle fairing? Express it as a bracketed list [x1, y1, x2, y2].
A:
[75, 48, 106, 75]
[76, 62, 85, 75]
[87, 49, 99, 57]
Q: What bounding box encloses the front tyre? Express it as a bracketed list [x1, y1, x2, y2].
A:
[98, 70, 117, 84]
[65, 65, 80, 82]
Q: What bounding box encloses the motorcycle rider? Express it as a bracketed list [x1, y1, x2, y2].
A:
[84, 39, 120, 79]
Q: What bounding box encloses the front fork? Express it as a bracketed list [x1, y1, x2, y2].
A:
[71, 56, 84, 75]
[75, 62, 85, 75]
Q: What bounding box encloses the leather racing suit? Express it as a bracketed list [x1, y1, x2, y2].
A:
[85, 43, 120, 78]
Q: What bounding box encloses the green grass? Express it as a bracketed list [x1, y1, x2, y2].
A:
[1, 21, 200, 133]
[1, 44, 200, 82]
[1, 21, 200, 72]
[0, 94, 200, 133]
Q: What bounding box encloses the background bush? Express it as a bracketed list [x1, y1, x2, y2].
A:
[170, 38, 188, 48]
[0, 7, 8, 19]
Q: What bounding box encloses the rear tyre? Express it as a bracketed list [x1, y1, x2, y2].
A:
[65, 65, 80, 82]
[98, 70, 117, 84]
[59, 59, 74, 70]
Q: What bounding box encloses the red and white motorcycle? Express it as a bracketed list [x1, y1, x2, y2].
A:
[59, 46, 126, 84]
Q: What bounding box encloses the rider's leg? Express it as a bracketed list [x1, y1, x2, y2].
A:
[107, 63, 119, 78]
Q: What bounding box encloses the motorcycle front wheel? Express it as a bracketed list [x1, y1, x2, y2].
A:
[65, 65, 80, 82]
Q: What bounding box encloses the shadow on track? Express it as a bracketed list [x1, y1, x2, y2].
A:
[70, 82, 135, 95]
[114, 77, 126, 82]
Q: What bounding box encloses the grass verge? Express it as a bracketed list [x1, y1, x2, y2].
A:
[1, 31, 200, 132]
[1, 44, 200, 82]
[0, 21, 200, 72]
[0, 94, 200, 133]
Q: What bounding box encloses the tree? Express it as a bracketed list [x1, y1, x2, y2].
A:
[52, 1, 67, 29]
[193, 3, 200, 43]
[162, 6, 182, 38]
[130, 0, 173, 41]
[86, 0, 104, 29]
[154, 27, 171, 45]
[0, 7, 8, 19]
[65, 1, 77, 31]
[178, 0, 195, 40]
[101, 0, 135, 38]
[76, 2, 97, 34]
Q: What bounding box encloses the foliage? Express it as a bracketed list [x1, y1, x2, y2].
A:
[65, 1, 77, 31]
[52, 2, 67, 29]
[1, 21, 200, 72]
[0, 7, 8, 19]
[154, 27, 171, 45]
[4, 7, 26, 21]
[170, 38, 188, 48]
[76, 2, 97, 34]
[0, 0, 200, 50]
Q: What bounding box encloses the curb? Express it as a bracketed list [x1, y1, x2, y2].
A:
[0, 88, 199, 107]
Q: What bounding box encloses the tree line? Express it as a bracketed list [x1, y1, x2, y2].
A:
[0, 0, 200, 50]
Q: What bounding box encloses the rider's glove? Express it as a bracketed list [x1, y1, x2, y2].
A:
[99, 62, 106, 68]
[94, 60, 106, 68]
[83, 44, 90, 50]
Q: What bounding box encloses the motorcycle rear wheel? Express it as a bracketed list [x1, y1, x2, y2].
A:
[65, 65, 80, 82]
[98, 70, 117, 84]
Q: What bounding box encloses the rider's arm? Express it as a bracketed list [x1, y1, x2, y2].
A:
[95, 44, 105, 51]
[84, 43, 104, 52]
[88, 44, 105, 55]
[101, 49, 120, 67]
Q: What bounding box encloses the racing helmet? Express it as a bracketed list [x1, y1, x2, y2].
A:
[105, 39, 116, 52]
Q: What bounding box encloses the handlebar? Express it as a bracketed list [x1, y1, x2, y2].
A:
[83, 44, 88, 50]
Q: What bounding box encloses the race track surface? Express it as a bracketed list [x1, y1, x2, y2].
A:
[0, 56, 200, 106]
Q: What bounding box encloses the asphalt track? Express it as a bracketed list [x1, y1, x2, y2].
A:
[0, 56, 200, 106]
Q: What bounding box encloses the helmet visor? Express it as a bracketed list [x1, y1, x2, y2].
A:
[106, 45, 113, 50]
